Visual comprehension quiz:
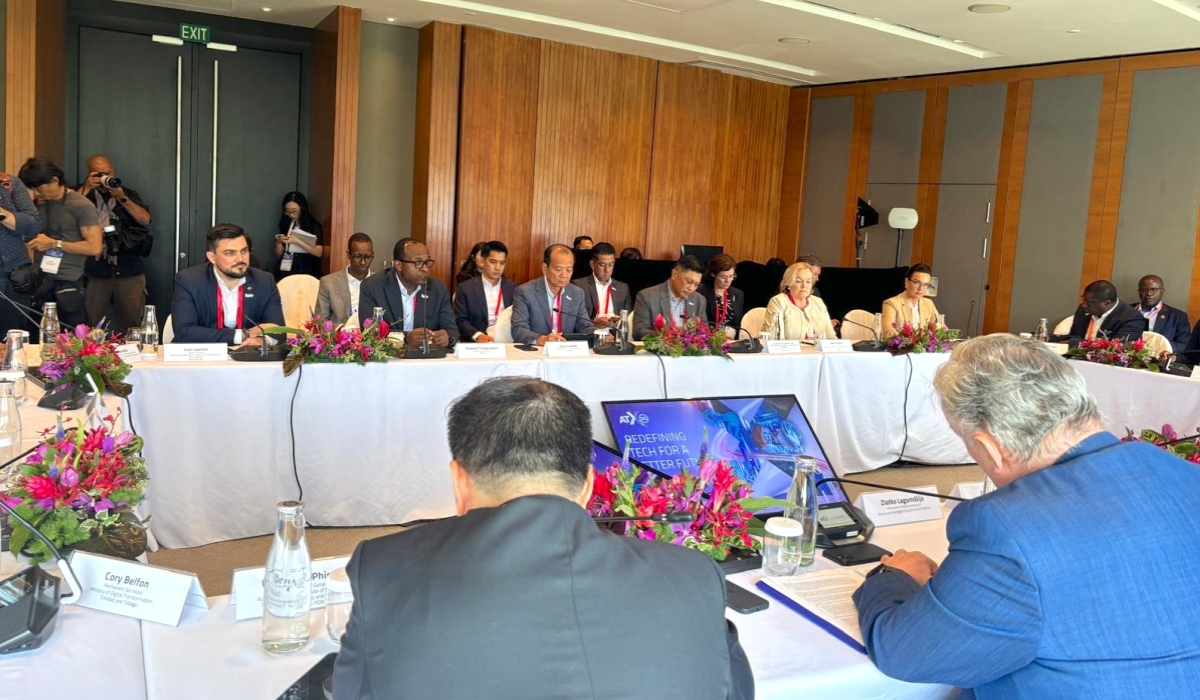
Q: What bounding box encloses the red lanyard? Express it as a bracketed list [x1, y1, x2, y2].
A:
[716, 290, 729, 326]
[601, 285, 612, 316]
[215, 284, 245, 329]
[493, 286, 504, 317]
[553, 291, 563, 333]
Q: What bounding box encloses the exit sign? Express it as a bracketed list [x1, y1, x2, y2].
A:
[180, 23, 210, 44]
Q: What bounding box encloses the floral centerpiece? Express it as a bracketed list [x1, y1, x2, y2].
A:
[886, 321, 961, 356]
[1067, 337, 1163, 372]
[274, 316, 397, 377]
[39, 324, 132, 396]
[641, 315, 730, 359]
[2, 416, 150, 563]
[1122, 424, 1200, 464]
[588, 451, 789, 561]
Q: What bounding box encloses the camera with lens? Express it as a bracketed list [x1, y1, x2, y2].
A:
[93, 173, 122, 189]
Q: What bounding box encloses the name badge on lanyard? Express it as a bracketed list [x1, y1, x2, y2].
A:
[41, 248, 64, 274]
[280, 252, 294, 272]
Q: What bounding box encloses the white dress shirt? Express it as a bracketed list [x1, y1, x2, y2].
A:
[909, 300, 921, 325]
[1138, 302, 1162, 332]
[594, 276, 613, 317]
[1088, 299, 1121, 340]
[545, 282, 565, 333]
[472, 277, 503, 340]
[397, 276, 419, 332]
[346, 267, 363, 322]
[214, 268, 247, 345]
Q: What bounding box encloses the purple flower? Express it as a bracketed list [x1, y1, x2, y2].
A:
[72, 493, 92, 508]
[35, 497, 54, 509]
[74, 324, 89, 338]
[48, 466, 59, 478]
[113, 431, 134, 448]
[93, 498, 115, 512]
[0, 495, 21, 508]
[59, 467, 79, 487]
[1162, 424, 1178, 441]
[324, 320, 335, 333]
[102, 436, 115, 454]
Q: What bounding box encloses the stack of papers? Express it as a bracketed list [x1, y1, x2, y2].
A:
[758, 569, 868, 653]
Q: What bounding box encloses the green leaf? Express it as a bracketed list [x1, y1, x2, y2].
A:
[263, 326, 303, 335]
[735, 496, 793, 512]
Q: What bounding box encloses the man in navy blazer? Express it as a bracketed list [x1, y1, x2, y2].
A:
[1131, 274, 1189, 352]
[358, 237, 457, 347]
[1066, 279, 1146, 341]
[171, 223, 284, 345]
[853, 335, 1200, 699]
[511, 244, 593, 345]
[454, 240, 516, 342]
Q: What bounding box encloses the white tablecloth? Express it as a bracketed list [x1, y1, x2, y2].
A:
[1074, 361, 1200, 436]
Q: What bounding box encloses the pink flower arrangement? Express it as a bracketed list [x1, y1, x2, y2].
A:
[886, 320, 960, 355]
[1068, 337, 1163, 371]
[39, 324, 131, 389]
[641, 314, 730, 358]
[277, 315, 396, 375]
[1122, 423, 1200, 464]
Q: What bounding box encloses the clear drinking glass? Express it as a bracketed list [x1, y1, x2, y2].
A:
[0, 380, 22, 465]
[1, 331, 28, 402]
[262, 501, 312, 654]
[325, 567, 353, 644]
[762, 516, 805, 576]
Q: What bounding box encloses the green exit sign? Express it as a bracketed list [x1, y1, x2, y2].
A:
[180, 23, 211, 44]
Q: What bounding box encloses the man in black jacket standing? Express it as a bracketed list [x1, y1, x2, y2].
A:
[333, 377, 754, 700]
[0, 169, 42, 333]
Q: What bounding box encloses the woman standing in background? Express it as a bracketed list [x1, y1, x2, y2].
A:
[274, 191, 324, 279]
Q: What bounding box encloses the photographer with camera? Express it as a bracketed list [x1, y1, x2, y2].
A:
[77, 154, 152, 331]
[0, 169, 44, 333]
[17, 157, 103, 327]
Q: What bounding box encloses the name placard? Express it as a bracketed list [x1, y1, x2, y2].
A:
[947, 481, 986, 507]
[1191, 365, 1200, 380]
[115, 343, 144, 364]
[69, 550, 208, 627]
[455, 343, 508, 360]
[815, 339, 853, 353]
[854, 485, 944, 527]
[230, 555, 351, 622]
[163, 343, 228, 363]
[543, 341, 590, 358]
[1043, 342, 1069, 356]
[764, 340, 803, 355]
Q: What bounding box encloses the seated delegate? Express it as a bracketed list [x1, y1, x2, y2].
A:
[170, 223, 284, 345]
[1066, 279, 1146, 342]
[854, 334, 1200, 699]
[454, 240, 516, 342]
[358, 237, 458, 348]
[511, 244, 594, 345]
[880, 263, 943, 339]
[1132, 274, 1189, 353]
[762, 262, 836, 341]
[699, 254, 745, 335]
[631, 256, 707, 340]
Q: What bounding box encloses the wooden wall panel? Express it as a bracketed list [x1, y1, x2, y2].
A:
[5, 0, 65, 172]
[412, 21, 461, 284]
[528, 42, 656, 280]
[777, 88, 810, 260]
[308, 6, 360, 275]
[1090, 68, 1132, 290]
[645, 63, 788, 262]
[455, 27, 540, 286]
[982, 80, 1029, 334]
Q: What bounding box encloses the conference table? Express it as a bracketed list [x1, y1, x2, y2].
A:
[123, 346, 1200, 548]
[0, 511, 961, 700]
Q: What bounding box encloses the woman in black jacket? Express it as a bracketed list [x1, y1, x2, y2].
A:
[274, 191, 324, 279]
[699, 254, 745, 335]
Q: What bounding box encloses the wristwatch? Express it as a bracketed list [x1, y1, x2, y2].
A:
[865, 564, 897, 579]
[55, 240, 63, 250]
[119, 197, 129, 203]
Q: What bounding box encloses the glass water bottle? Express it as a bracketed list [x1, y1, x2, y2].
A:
[262, 501, 312, 654]
[139, 305, 159, 359]
[1033, 318, 1048, 342]
[0, 380, 22, 465]
[873, 312, 884, 344]
[1, 331, 27, 402]
[40, 303, 59, 360]
[785, 456, 820, 567]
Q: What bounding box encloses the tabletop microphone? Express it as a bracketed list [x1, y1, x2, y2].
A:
[840, 317, 886, 352]
[815, 476, 969, 502]
[593, 511, 695, 524]
[551, 304, 635, 355]
[400, 283, 447, 360]
[230, 312, 288, 362]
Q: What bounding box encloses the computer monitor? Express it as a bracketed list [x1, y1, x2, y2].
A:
[590, 440, 670, 479]
[601, 395, 847, 505]
[680, 244, 723, 266]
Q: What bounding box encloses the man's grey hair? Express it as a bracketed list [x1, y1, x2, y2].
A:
[933, 334, 1101, 464]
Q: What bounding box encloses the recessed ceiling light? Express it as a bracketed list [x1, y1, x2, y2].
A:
[952, 39, 964, 43]
[261, 6, 272, 11]
[387, 17, 396, 21]
[1066, 28, 1081, 33]
[778, 37, 811, 45]
[968, 3, 1011, 13]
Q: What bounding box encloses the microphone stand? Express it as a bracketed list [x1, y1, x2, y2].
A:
[399, 283, 447, 360]
[593, 511, 695, 524]
[229, 313, 289, 362]
[841, 317, 886, 352]
[552, 305, 635, 355]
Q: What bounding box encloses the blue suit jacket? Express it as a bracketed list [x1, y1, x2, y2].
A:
[510, 277, 594, 345]
[357, 270, 458, 343]
[1132, 302, 1190, 353]
[453, 275, 516, 341]
[170, 264, 284, 344]
[853, 433, 1200, 699]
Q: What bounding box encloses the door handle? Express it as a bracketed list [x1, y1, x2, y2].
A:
[985, 202, 992, 225]
[174, 55, 183, 274]
[211, 60, 220, 227]
[982, 238, 989, 259]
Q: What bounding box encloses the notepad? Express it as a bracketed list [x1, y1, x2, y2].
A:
[757, 569, 868, 653]
[286, 228, 318, 254]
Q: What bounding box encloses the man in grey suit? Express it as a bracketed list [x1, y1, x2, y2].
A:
[315, 232, 374, 326]
[571, 241, 631, 330]
[358, 237, 457, 347]
[511, 244, 594, 345]
[332, 377, 754, 700]
[632, 255, 708, 340]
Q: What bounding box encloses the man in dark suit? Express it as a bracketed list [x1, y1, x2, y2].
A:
[170, 223, 284, 345]
[632, 255, 708, 340]
[511, 244, 594, 345]
[454, 240, 516, 342]
[358, 237, 457, 347]
[570, 242, 631, 330]
[1066, 279, 1146, 342]
[1131, 274, 1189, 353]
[332, 377, 754, 700]
[853, 334, 1200, 699]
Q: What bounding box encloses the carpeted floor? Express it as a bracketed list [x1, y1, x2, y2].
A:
[148, 463, 983, 596]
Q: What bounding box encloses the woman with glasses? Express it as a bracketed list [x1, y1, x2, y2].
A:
[881, 262, 943, 339]
[273, 191, 324, 279]
[763, 262, 836, 341]
[699, 254, 745, 335]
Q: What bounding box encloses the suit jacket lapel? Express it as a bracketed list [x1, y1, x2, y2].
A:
[385, 270, 408, 325]
[534, 277, 551, 328]
[337, 272, 351, 318]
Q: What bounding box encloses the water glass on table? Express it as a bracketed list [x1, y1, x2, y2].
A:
[762, 517, 806, 576]
[325, 567, 353, 644]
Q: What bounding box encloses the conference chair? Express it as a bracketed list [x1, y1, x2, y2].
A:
[1141, 331, 1172, 356]
[162, 315, 174, 344]
[740, 307, 766, 338]
[840, 309, 876, 341]
[492, 306, 514, 343]
[277, 274, 320, 328]
[1053, 316, 1074, 336]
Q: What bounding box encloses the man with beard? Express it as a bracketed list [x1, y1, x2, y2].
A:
[170, 223, 283, 345]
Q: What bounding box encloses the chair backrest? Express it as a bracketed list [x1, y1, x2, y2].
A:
[277, 274, 320, 328]
[740, 307, 766, 338]
[492, 306, 514, 343]
[162, 314, 175, 344]
[1053, 315, 1074, 336]
[1141, 330, 1172, 356]
[841, 309, 876, 341]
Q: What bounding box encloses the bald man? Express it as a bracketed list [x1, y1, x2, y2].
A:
[77, 154, 153, 331]
[1133, 275, 1190, 353]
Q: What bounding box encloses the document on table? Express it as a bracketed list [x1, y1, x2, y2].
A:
[286, 228, 317, 254]
[759, 569, 867, 653]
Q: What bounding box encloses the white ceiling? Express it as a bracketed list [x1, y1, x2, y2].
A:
[120, 0, 1200, 84]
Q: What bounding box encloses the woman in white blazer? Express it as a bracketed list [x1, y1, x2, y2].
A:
[763, 262, 837, 341]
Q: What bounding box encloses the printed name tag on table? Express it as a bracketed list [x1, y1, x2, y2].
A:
[163, 343, 228, 363]
[853, 485, 944, 527]
[764, 340, 803, 354]
[115, 343, 143, 364]
[543, 341, 589, 358]
[454, 343, 507, 360]
[815, 339, 853, 353]
[948, 481, 985, 504]
[69, 550, 208, 627]
[231, 555, 351, 621]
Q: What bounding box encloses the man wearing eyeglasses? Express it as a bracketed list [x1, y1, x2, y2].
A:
[358, 237, 457, 347]
[316, 232, 374, 326]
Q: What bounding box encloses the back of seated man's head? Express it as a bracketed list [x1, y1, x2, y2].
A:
[447, 377, 593, 513]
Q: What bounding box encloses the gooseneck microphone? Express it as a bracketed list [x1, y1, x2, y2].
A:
[815, 476, 969, 502]
[840, 317, 886, 352]
[229, 312, 289, 362]
[593, 511, 695, 524]
[399, 282, 447, 360]
[551, 304, 636, 355]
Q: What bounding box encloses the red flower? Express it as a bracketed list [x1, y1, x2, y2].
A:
[592, 471, 614, 505]
[653, 314, 666, 330]
[26, 475, 61, 500]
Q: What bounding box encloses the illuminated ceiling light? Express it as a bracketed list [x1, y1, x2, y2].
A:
[387, 17, 397, 22]
[967, 3, 1011, 13]
[778, 37, 811, 45]
[1147, 0, 1200, 21]
[261, 6, 272, 11]
[1066, 29, 1082, 33]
